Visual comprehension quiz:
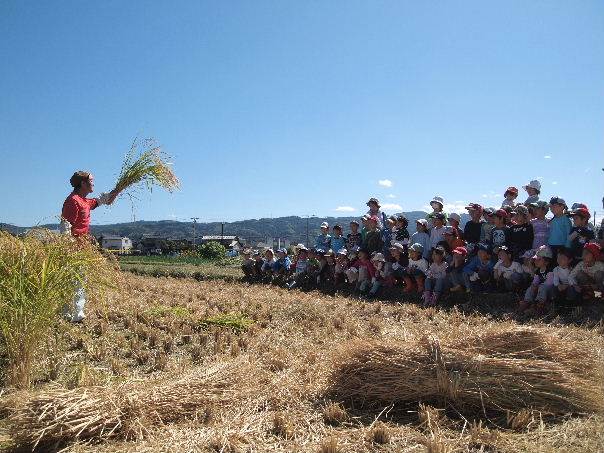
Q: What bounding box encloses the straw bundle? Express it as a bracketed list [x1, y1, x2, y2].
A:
[327, 328, 604, 416]
[113, 138, 180, 196]
[7, 362, 240, 449]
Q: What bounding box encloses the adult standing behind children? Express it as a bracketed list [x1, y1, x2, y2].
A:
[61, 171, 119, 322]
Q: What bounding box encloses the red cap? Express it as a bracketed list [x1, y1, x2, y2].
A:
[505, 186, 519, 195]
[453, 246, 468, 256]
[583, 243, 601, 260]
[570, 208, 591, 219]
[494, 209, 508, 218]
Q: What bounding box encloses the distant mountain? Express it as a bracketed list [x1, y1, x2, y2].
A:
[2, 211, 470, 244]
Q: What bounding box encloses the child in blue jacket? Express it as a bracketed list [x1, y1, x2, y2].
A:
[547, 197, 572, 259]
[463, 243, 495, 293]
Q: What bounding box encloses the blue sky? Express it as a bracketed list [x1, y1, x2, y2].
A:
[1, 1, 603, 226]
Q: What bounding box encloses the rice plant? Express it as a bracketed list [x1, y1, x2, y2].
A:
[0, 231, 114, 388]
[113, 138, 180, 196]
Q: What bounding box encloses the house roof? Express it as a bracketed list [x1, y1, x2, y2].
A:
[201, 235, 238, 240]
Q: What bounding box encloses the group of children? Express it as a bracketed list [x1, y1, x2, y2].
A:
[241, 180, 603, 315]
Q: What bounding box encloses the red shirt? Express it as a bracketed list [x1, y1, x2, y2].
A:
[62, 193, 98, 236]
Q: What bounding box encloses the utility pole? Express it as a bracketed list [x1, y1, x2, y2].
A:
[221, 222, 224, 241]
[191, 217, 199, 247]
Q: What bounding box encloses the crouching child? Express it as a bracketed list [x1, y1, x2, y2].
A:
[448, 246, 467, 292]
[493, 245, 524, 293]
[423, 245, 448, 306]
[568, 243, 604, 301]
[286, 245, 310, 290]
[462, 243, 495, 293]
[519, 245, 553, 315]
[401, 243, 429, 294]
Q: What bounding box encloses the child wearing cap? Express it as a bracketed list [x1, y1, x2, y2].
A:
[272, 248, 292, 285]
[389, 242, 409, 284]
[493, 246, 524, 292]
[401, 243, 429, 293]
[462, 244, 495, 293]
[394, 215, 410, 245]
[241, 249, 256, 280]
[356, 249, 376, 294]
[568, 243, 604, 300]
[546, 248, 573, 305]
[366, 198, 383, 229]
[480, 208, 496, 244]
[423, 246, 449, 306]
[464, 204, 484, 247]
[547, 197, 572, 259]
[523, 180, 541, 205]
[253, 250, 264, 279]
[501, 187, 518, 208]
[366, 253, 387, 298]
[489, 209, 510, 252]
[509, 205, 534, 260]
[334, 249, 349, 285]
[568, 207, 595, 263]
[448, 246, 468, 292]
[330, 225, 347, 253]
[315, 222, 332, 252]
[345, 247, 360, 287]
[321, 250, 337, 289]
[426, 196, 447, 227]
[411, 219, 431, 261]
[381, 216, 395, 256]
[362, 216, 384, 254]
[286, 246, 310, 290]
[530, 201, 550, 249]
[346, 220, 362, 251]
[443, 225, 465, 250]
[429, 213, 447, 252]
[519, 245, 554, 314]
[448, 213, 464, 240]
[261, 249, 276, 282]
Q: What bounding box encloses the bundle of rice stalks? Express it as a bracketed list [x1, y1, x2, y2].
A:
[326, 327, 604, 417]
[5, 362, 242, 449]
[0, 231, 115, 388]
[113, 138, 180, 195]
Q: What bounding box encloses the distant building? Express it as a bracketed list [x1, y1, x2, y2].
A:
[100, 235, 133, 252]
[201, 235, 243, 248]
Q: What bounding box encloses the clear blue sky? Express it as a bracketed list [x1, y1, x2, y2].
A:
[1, 1, 603, 226]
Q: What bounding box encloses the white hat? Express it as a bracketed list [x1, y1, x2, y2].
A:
[389, 242, 405, 252]
[336, 248, 348, 256]
[320, 222, 329, 228]
[371, 252, 386, 262]
[449, 212, 461, 223]
[409, 243, 424, 253]
[524, 180, 541, 192]
[416, 219, 428, 226]
[430, 196, 444, 207]
[532, 245, 553, 259]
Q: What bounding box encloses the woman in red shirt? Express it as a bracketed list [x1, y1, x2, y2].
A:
[61, 171, 119, 321]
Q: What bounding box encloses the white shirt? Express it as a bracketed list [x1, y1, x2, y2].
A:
[569, 261, 604, 286]
[408, 258, 428, 274]
[552, 266, 571, 286]
[426, 261, 448, 279]
[494, 260, 523, 279]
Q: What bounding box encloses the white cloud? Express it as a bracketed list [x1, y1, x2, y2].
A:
[544, 155, 552, 159]
[378, 179, 393, 188]
[335, 206, 356, 212]
[387, 194, 396, 199]
[481, 194, 488, 198]
[551, 181, 558, 185]
[381, 203, 402, 212]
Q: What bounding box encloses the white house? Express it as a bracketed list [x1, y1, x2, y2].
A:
[100, 235, 133, 252]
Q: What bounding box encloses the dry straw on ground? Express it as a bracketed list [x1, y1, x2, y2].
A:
[6, 361, 246, 449]
[326, 327, 604, 416]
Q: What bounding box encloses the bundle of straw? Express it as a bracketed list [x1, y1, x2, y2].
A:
[113, 138, 180, 196]
[327, 328, 604, 416]
[6, 362, 241, 449]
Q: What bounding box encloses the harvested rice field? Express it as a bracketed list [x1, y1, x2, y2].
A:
[1, 273, 604, 452]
